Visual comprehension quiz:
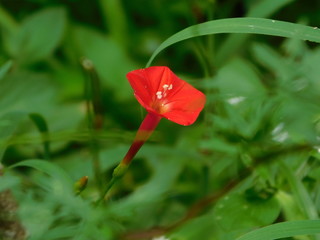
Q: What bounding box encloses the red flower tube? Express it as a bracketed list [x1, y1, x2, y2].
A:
[120, 66, 206, 166]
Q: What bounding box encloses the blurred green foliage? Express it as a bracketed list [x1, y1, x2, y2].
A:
[1, 0, 320, 240]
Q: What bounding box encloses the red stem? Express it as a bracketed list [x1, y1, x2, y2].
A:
[121, 112, 162, 165]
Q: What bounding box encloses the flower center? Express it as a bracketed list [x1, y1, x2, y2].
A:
[152, 84, 173, 113]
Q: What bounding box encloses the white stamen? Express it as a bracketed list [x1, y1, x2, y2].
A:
[156, 91, 163, 99]
[156, 84, 172, 100]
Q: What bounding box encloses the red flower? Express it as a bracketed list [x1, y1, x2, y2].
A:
[127, 66, 206, 126]
[119, 66, 205, 166]
[98, 66, 206, 203]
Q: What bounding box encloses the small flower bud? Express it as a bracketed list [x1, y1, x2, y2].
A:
[74, 176, 88, 195]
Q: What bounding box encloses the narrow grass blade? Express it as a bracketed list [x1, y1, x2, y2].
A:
[280, 162, 319, 220]
[236, 220, 320, 240]
[147, 17, 320, 67]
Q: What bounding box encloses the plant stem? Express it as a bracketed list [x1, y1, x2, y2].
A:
[95, 162, 131, 205]
[81, 58, 104, 192]
[96, 112, 161, 205]
[95, 174, 118, 206]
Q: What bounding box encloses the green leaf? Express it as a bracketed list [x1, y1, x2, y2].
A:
[73, 25, 136, 100]
[0, 112, 26, 162]
[251, 43, 291, 81]
[107, 145, 188, 221]
[9, 159, 73, 189]
[0, 71, 56, 114]
[29, 113, 49, 134]
[0, 173, 20, 192]
[216, 0, 294, 65]
[98, 0, 128, 48]
[5, 7, 66, 63]
[41, 226, 79, 240]
[169, 214, 218, 240]
[246, 0, 294, 17]
[214, 192, 280, 231]
[0, 60, 12, 80]
[280, 162, 319, 220]
[0, 5, 18, 33]
[276, 190, 305, 220]
[29, 113, 51, 159]
[236, 220, 320, 240]
[214, 57, 266, 97]
[300, 48, 320, 92]
[147, 17, 320, 66]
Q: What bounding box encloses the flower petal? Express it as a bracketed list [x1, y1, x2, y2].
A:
[161, 82, 206, 125]
[126, 69, 154, 111]
[127, 66, 206, 125]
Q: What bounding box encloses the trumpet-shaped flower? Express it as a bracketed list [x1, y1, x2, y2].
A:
[119, 66, 206, 166]
[98, 66, 205, 204]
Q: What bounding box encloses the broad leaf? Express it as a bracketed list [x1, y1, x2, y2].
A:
[214, 192, 280, 231]
[5, 7, 66, 63]
[73, 25, 136, 100]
